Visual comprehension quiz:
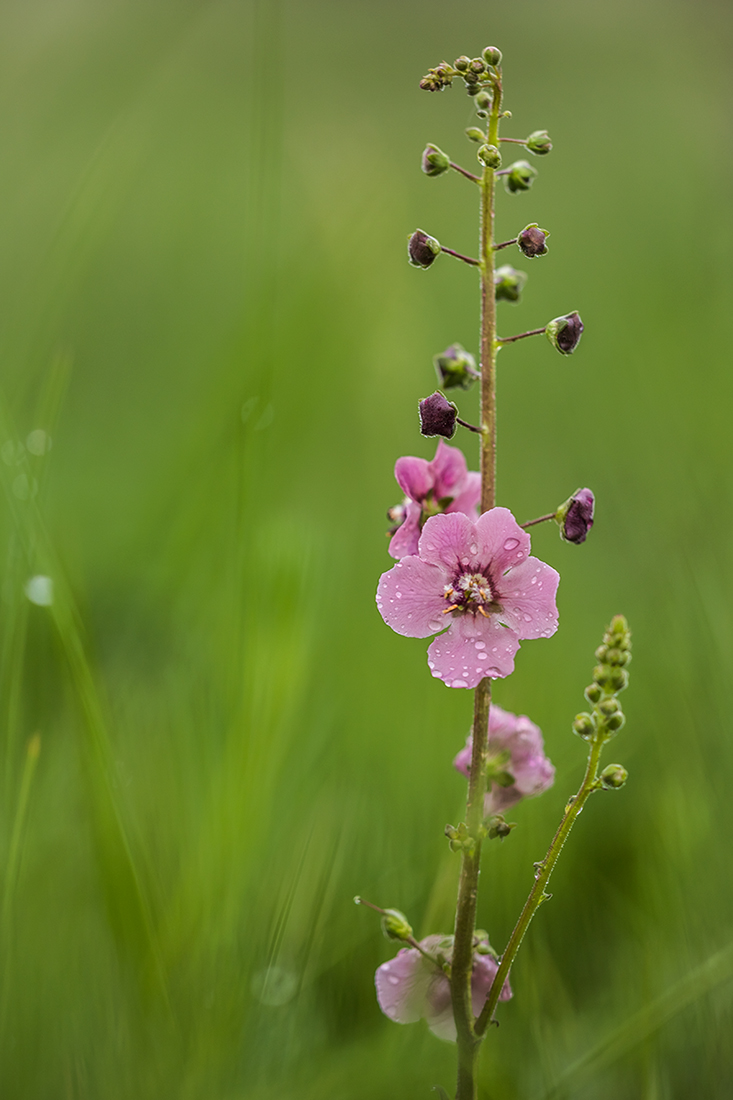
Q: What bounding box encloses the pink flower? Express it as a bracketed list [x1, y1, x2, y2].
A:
[376, 508, 560, 688]
[375, 934, 511, 1041]
[387, 440, 481, 560]
[453, 705, 555, 814]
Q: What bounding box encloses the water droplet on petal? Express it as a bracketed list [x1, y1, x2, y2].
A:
[452, 679, 468, 688]
[470, 544, 478, 555]
[474, 642, 486, 650]
[387, 975, 400, 986]
[503, 538, 519, 551]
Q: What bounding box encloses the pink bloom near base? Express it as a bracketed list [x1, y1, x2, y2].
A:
[375, 934, 512, 1041]
[453, 705, 555, 815]
[388, 440, 481, 559]
[376, 508, 560, 688]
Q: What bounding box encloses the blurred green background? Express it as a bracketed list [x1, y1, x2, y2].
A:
[0, 0, 731, 1097]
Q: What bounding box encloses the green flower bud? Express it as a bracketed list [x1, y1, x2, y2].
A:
[487, 814, 516, 840]
[584, 683, 602, 704]
[475, 91, 491, 110]
[605, 711, 626, 732]
[433, 343, 479, 391]
[610, 615, 629, 636]
[494, 264, 528, 303]
[503, 159, 537, 193]
[595, 645, 608, 662]
[605, 647, 630, 666]
[573, 712, 596, 739]
[454, 55, 471, 71]
[477, 144, 501, 169]
[419, 63, 454, 92]
[465, 127, 486, 143]
[600, 764, 628, 789]
[545, 312, 584, 355]
[592, 664, 612, 687]
[526, 129, 552, 155]
[469, 58, 486, 73]
[482, 46, 503, 67]
[597, 698, 620, 717]
[607, 667, 629, 693]
[421, 143, 451, 177]
[380, 908, 414, 941]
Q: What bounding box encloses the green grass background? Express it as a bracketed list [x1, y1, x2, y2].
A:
[0, 0, 731, 1096]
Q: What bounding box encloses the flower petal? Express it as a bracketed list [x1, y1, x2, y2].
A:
[473, 507, 531, 577]
[427, 616, 520, 688]
[395, 455, 432, 502]
[418, 512, 477, 573]
[388, 501, 422, 559]
[495, 557, 559, 639]
[375, 949, 431, 1024]
[429, 440, 468, 500]
[447, 471, 481, 518]
[376, 557, 448, 637]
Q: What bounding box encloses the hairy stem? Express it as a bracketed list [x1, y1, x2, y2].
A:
[498, 326, 546, 344]
[450, 161, 481, 184]
[474, 732, 608, 1036]
[451, 70, 503, 1100]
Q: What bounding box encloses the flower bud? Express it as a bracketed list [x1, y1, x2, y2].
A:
[469, 58, 486, 73]
[419, 63, 454, 92]
[408, 229, 441, 268]
[526, 130, 552, 156]
[503, 159, 537, 193]
[433, 343, 479, 391]
[380, 908, 414, 941]
[610, 615, 629, 637]
[546, 312, 584, 355]
[482, 46, 503, 67]
[418, 392, 457, 439]
[421, 143, 451, 177]
[477, 144, 502, 169]
[605, 647, 630, 667]
[600, 764, 628, 789]
[607, 667, 629, 693]
[555, 487, 594, 544]
[494, 265, 528, 303]
[454, 56, 470, 71]
[475, 91, 491, 110]
[597, 697, 620, 717]
[584, 685, 601, 706]
[605, 711, 625, 732]
[465, 127, 486, 143]
[573, 712, 596, 739]
[517, 224, 549, 258]
[487, 814, 516, 840]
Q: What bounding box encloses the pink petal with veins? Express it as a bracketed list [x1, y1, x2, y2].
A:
[418, 512, 478, 573]
[495, 558, 560, 640]
[473, 508, 531, 577]
[388, 501, 422, 559]
[376, 557, 448, 637]
[394, 455, 432, 502]
[427, 616, 519, 689]
[430, 440, 468, 500]
[448, 471, 481, 518]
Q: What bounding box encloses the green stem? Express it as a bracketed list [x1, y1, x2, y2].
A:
[474, 732, 608, 1036]
[450, 70, 503, 1100]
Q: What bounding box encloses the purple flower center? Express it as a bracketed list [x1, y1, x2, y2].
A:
[443, 571, 496, 617]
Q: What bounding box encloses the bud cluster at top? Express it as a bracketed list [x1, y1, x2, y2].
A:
[573, 616, 632, 748]
[419, 46, 503, 94]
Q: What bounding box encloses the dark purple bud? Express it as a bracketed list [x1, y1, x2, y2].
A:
[556, 488, 595, 544]
[418, 392, 457, 439]
[421, 143, 450, 177]
[517, 223, 549, 258]
[408, 229, 441, 269]
[546, 311, 584, 355]
[433, 343, 478, 390]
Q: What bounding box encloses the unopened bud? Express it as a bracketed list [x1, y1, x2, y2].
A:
[555, 487, 594, 544]
[546, 312, 584, 355]
[607, 667, 629, 693]
[454, 56, 470, 71]
[584, 683, 602, 704]
[605, 647, 630, 666]
[487, 814, 516, 840]
[469, 58, 486, 73]
[573, 712, 596, 739]
[526, 130, 552, 156]
[598, 698, 620, 717]
[600, 764, 628, 789]
[482, 46, 503, 67]
[434, 343, 478, 391]
[517, 224, 549, 258]
[610, 615, 629, 637]
[408, 229, 441, 269]
[475, 91, 491, 111]
[605, 711, 626, 732]
[380, 908, 414, 941]
[421, 143, 451, 177]
[503, 159, 537, 193]
[494, 264, 528, 303]
[465, 127, 486, 143]
[419, 392, 457, 439]
[477, 144, 502, 169]
[419, 63, 454, 92]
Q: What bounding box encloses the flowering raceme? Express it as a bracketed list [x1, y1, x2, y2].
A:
[375, 934, 512, 1041]
[387, 440, 481, 559]
[453, 705, 555, 814]
[376, 508, 559, 688]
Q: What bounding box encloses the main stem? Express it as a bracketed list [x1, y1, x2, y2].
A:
[450, 73, 502, 1100]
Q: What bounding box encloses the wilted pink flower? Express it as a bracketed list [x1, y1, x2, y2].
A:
[375, 934, 511, 1041]
[377, 509, 559, 688]
[453, 705, 555, 814]
[388, 440, 481, 560]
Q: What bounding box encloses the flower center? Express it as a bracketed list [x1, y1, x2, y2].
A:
[443, 571, 495, 617]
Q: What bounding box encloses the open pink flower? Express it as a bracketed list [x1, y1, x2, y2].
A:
[375, 934, 511, 1041]
[388, 440, 481, 559]
[453, 705, 555, 814]
[376, 508, 559, 688]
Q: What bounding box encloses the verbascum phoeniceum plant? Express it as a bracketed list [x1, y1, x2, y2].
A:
[355, 46, 633, 1100]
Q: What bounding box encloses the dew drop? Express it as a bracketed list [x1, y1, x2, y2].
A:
[396, 592, 402, 599]
[474, 642, 486, 650]
[524, 614, 532, 623]
[503, 538, 519, 551]
[470, 544, 478, 556]
[477, 653, 487, 661]
[387, 975, 400, 986]
[530, 576, 537, 585]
